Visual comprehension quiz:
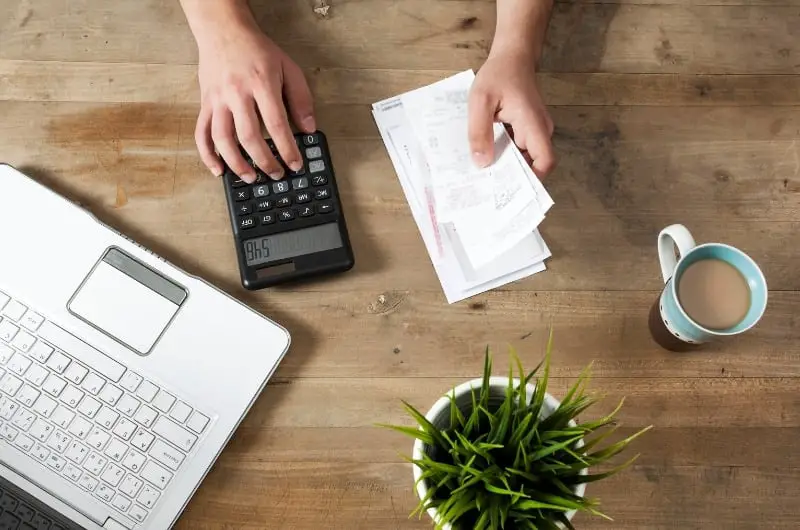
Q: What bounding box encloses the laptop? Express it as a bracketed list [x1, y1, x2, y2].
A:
[0, 164, 291, 529]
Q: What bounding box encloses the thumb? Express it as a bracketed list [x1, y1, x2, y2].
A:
[468, 88, 498, 167]
[283, 63, 316, 133]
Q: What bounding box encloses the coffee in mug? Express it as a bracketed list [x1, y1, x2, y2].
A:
[649, 224, 768, 350]
[677, 258, 750, 330]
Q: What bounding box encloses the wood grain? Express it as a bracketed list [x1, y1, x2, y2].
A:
[1, 0, 798, 528]
[1, 3, 798, 73]
[3, 60, 800, 107]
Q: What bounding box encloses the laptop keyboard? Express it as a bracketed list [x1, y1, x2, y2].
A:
[0, 290, 212, 526]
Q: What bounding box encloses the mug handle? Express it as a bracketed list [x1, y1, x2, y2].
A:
[658, 224, 696, 284]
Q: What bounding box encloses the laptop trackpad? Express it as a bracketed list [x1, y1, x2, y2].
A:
[69, 248, 186, 355]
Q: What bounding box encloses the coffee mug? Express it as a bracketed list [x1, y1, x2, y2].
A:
[654, 224, 768, 345]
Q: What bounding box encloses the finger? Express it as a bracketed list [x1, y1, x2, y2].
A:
[468, 87, 498, 167]
[231, 98, 283, 180]
[255, 86, 303, 173]
[211, 107, 256, 183]
[283, 63, 316, 134]
[195, 105, 223, 177]
[524, 130, 557, 178]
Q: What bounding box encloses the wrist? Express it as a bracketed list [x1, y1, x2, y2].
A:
[180, 0, 260, 51]
[489, 35, 539, 64]
[490, 0, 552, 65]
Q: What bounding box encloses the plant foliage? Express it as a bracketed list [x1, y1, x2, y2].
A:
[380, 331, 653, 529]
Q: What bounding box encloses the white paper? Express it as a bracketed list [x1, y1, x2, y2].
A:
[400, 70, 539, 230]
[371, 70, 555, 304]
[454, 200, 547, 270]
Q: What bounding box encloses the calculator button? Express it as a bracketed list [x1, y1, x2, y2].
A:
[272, 181, 290, 194]
[236, 203, 252, 216]
[234, 189, 250, 202]
[278, 209, 295, 222]
[239, 217, 256, 230]
[253, 185, 270, 198]
[302, 134, 318, 146]
[260, 214, 276, 225]
[292, 177, 309, 190]
[317, 202, 335, 214]
[311, 175, 328, 186]
[309, 160, 326, 173]
[276, 196, 292, 207]
[230, 177, 248, 188]
[298, 206, 315, 218]
[256, 199, 273, 212]
[314, 188, 331, 200]
[289, 166, 306, 176]
[305, 147, 322, 159]
[295, 191, 311, 203]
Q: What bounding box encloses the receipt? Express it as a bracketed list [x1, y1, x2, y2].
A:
[454, 200, 546, 270]
[400, 71, 540, 233]
[371, 69, 555, 303]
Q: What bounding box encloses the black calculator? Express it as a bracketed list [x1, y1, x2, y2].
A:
[222, 131, 354, 290]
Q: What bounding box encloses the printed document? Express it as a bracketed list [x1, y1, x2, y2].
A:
[372, 70, 554, 303]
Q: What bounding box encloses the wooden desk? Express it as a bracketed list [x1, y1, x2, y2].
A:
[1, 1, 798, 528]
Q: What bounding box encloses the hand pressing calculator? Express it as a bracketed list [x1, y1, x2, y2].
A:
[222, 131, 354, 289]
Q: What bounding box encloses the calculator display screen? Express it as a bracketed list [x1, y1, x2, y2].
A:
[242, 223, 343, 266]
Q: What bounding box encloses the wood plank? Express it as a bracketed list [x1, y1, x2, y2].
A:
[3, 101, 800, 290]
[1, 3, 798, 74]
[2, 104, 799, 293]
[232, 377, 800, 428]
[241, 291, 800, 379]
[174, 460, 800, 529]
[3, 60, 800, 107]
[229, 426, 800, 469]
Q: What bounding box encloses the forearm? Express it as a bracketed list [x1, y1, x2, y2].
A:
[491, 0, 553, 64]
[179, 0, 259, 49]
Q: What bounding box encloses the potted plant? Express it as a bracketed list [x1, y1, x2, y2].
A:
[381, 331, 652, 529]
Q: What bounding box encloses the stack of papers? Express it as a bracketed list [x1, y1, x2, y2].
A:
[372, 70, 554, 304]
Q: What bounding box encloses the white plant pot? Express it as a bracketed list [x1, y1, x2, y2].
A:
[411, 376, 587, 530]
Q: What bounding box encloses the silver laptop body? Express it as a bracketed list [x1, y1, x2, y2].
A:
[0, 164, 291, 529]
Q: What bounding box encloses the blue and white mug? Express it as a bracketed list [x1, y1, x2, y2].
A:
[656, 224, 768, 344]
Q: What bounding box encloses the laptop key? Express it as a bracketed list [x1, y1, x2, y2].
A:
[84, 452, 106, 476]
[137, 484, 159, 509]
[2, 300, 27, 321]
[110, 493, 131, 513]
[168, 402, 192, 423]
[27, 342, 52, 364]
[0, 374, 23, 397]
[0, 396, 19, 419]
[23, 365, 48, 387]
[129, 504, 147, 523]
[0, 512, 20, 530]
[49, 405, 74, 429]
[0, 492, 18, 511]
[119, 372, 142, 393]
[0, 345, 13, 364]
[152, 416, 196, 452]
[121, 450, 145, 473]
[19, 311, 44, 333]
[101, 463, 125, 487]
[12, 434, 33, 452]
[10, 332, 35, 354]
[0, 320, 19, 343]
[140, 461, 172, 490]
[13, 502, 34, 522]
[78, 473, 99, 493]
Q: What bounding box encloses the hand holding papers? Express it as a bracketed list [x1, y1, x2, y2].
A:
[372, 70, 554, 303]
